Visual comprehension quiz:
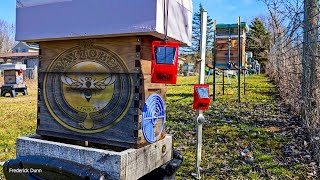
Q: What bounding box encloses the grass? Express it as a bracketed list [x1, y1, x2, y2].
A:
[0, 79, 37, 177]
[0, 74, 317, 179]
[166, 74, 317, 179]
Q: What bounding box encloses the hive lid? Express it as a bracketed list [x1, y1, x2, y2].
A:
[0, 63, 27, 70]
[216, 22, 249, 32]
[16, 0, 193, 46]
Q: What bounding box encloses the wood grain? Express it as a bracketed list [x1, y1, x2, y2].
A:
[37, 36, 168, 148]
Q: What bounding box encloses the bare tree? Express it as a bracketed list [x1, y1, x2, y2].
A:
[262, 0, 320, 162]
[261, 0, 303, 96]
[0, 19, 15, 53]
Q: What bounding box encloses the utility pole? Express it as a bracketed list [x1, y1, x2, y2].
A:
[302, 0, 319, 161]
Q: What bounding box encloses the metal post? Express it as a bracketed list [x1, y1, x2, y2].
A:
[198, 11, 207, 85]
[195, 10, 207, 180]
[212, 48, 216, 101]
[222, 71, 225, 95]
[244, 70, 246, 95]
[228, 25, 231, 66]
[237, 17, 241, 102]
[212, 20, 216, 101]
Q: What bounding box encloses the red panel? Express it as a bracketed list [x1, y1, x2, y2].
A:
[151, 41, 179, 84]
[193, 84, 210, 110]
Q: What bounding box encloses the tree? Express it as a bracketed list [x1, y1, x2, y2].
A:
[183, 4, 214, 59]
[0, 19, 15, 53]
[246, 17, 270, 71]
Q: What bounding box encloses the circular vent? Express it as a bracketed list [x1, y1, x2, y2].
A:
[142, 94, 166, 143]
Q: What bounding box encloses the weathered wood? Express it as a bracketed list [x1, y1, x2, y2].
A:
[4, 70, 17, 84]
[215, 22, 247, 68]
[37, 36, 168, 149]
[216, 42, 239, 50]
[215, 35, 246, 67]
[216, 38, 243, 45]
[1, 64, 26, 83]
[16, 135, 173, 180]
[39, 37, 140, 73]
[140, 36, 154, 75]
[124, 135, 172, 179]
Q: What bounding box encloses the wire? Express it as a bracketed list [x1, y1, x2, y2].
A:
[163, 0, 169, 43]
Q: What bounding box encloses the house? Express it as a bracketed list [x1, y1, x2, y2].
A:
[0, 52, 39, 79]
[10, 42, 39, 71]
[0, 42, 40, 79]
[13, 42, 39, 53]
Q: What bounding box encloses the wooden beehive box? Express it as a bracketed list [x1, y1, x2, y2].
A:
[0, 64, 26, 86]
[37, 36, 171, 148]
[16, 0, 192, 149]
[215, 23, 248, 69]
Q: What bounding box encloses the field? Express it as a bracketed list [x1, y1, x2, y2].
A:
[0, 75, 318, 179]
[0, 79, 37, 178]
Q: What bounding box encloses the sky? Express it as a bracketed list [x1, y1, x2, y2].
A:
[0, 0, 15, 24]
[193, 0, 267, 24]
[0, 0, 267, 27]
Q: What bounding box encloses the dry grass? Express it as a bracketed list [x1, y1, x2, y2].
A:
[0, 78, 37, 177]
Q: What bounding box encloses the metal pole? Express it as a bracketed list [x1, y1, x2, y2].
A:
[228, 25, 231, 65]
[222, 71, 225, 95]
[195, 10, 207, 180]
[237, 17, 241, 102]
[212, 20, 216, 101]
[244, 70, 246, 95]
[198, 11, 207, 85]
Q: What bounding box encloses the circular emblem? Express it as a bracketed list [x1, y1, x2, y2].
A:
[142, 94, 165, 143]
[43, 41, 133, 133]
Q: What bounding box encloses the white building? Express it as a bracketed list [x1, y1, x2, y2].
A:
[13, 42, 39, 53]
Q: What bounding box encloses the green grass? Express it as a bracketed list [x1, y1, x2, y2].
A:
[0, 74, 316, 179]
[166, 74, 315, 179]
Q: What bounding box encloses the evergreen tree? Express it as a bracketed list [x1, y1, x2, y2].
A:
[246, 17, 270, 70]
[183, 4, 214, 59]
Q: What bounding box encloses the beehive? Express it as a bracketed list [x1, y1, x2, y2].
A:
[16, 0, 193, 148]
[37, 36, 169, 148]
[0, 64, 26, 85]
[215, 23, 248, 69]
